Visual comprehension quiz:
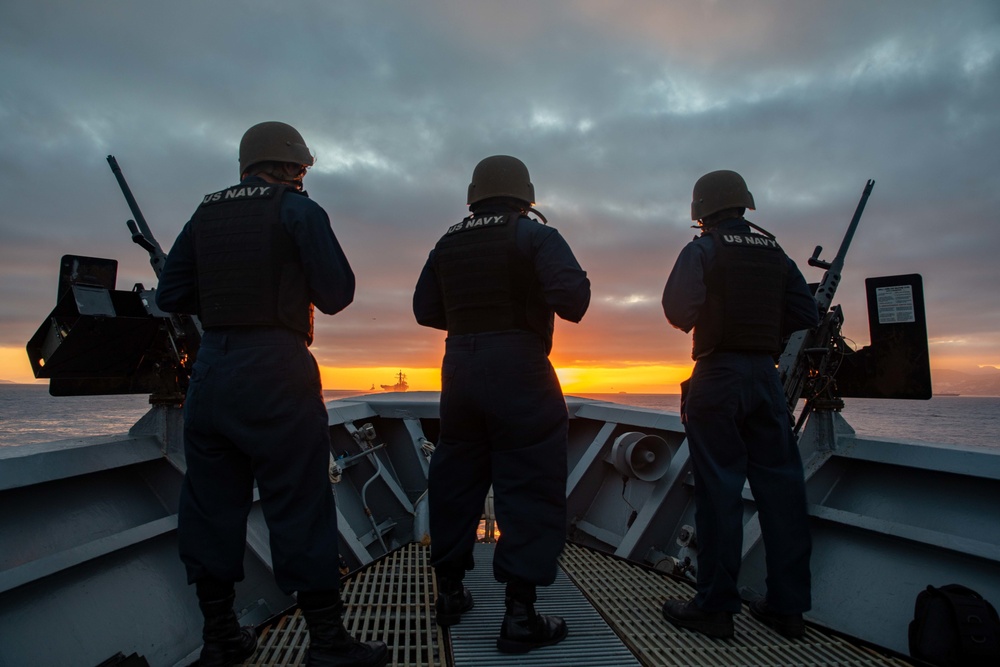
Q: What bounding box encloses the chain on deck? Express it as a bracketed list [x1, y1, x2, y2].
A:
[244, 542, 913, 667]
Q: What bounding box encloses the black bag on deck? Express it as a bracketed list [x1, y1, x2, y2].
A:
[908, 584, 1000, 666]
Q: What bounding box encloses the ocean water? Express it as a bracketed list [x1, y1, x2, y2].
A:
[579, 393, 999, 451]
[0, 385, 369, 447]
[0, 383, 996, 450]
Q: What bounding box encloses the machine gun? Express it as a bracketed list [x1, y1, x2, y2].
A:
[25, 157, 201, 402]
[778, 179, 931, 436]
[777, 180, 874, 432]
[107, 155, 170, 279]
[106, 154, 203, 349]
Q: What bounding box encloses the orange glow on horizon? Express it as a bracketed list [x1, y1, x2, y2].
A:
[554, 364, 692, 394]
[319, 366, 441, 392]
[317, 362, 693, 394]
[0, 347, 38, 384]
[0, 344, 989, 394]
[0, 345, 689, 393]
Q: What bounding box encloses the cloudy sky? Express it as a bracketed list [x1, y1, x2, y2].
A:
[1, 1, 998, 392]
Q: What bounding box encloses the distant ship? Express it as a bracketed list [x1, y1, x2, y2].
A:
[380, 370, 409, 392]
[937, 392, 961, 396]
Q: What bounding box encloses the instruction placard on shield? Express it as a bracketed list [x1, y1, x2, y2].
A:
[875, 284, 915, 324]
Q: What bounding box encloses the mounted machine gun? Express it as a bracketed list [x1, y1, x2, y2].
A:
[778, 179, 932, 437]
[25, 156, 201, 403]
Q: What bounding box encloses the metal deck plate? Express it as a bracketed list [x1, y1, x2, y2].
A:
[245, 542, 912, 666]
[448, 542, 641, 666]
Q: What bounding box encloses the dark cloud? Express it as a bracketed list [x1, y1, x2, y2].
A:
[2, 0, 999, 381]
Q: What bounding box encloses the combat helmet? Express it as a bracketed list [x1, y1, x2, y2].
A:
[239, 121, 315, 175]
[467, 155, 535, 205]
[691, 170, 756, 221]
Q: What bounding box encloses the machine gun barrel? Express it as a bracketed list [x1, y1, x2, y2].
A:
[106, 154, 202, 361]
[107, 155, 168, 278]
[778, 180, 875, 421]
[811, 179, 875, 316]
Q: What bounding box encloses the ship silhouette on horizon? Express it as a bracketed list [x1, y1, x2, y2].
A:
[380, 370, 408, 392]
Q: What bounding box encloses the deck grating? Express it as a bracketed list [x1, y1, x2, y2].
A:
[559, 542, 913, 666]
[243, 541, 913, 666]
[246, 542, 447, 667]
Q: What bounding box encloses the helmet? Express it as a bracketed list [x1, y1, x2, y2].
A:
[691, 170, 756, 221]
[239, 121, 315, 175]
[467, 155, 535, 205]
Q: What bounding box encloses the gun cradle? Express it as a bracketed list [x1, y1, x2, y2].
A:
[26, 255, 192, 402]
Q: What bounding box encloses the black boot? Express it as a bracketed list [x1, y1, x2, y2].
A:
[748, 599, 805, 639]
[434, 573, 474, 627]
[661, 597, 734, 639]
[196, 593, 258, 667]
[496, 595, 568, 654]
[300, 601, 388, 667]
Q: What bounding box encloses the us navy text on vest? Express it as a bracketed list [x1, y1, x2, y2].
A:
[201, 185, 275, 206]
[720, 233, 781, 249]
[446, 214, 509, 235]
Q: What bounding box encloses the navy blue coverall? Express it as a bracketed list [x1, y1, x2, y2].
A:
[662, 217, 818, 615]
[413, 208, 590, 590]
[156, 176, 355, 596]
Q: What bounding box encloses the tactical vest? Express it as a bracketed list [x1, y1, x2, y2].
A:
[190, 182, 313, 341]
[432, 212, 553, 349]
[692, 229, 789, 359]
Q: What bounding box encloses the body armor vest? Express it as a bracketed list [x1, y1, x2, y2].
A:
[432, 212, 553, 349]
[191, 182, 314, 341]
[692, 229, 789, 359]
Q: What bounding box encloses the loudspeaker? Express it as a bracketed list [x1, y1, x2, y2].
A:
[611, 432, 674, 482]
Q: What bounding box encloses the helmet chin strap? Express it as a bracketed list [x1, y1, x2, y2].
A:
[527, 206, 548, 224]
[283, 165, 308, 191]
[746, 220, 775, 239]
[250, 168, 306, 192]
[472, 198, 549, 225]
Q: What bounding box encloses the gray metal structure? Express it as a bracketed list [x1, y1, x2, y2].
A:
[2, 390, 998, 665]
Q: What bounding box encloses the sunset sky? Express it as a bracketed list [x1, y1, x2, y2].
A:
[2, 1, 998, 393]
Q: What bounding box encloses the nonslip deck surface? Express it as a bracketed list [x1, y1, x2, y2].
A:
[247, 542, 445, 667]
[246, 542, 912, 666]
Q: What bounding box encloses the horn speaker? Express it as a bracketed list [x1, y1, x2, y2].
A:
[611, 432, 674, 482]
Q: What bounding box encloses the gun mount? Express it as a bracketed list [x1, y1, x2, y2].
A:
[778, 180, 932, 435]
[25, 156, 200, 403]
